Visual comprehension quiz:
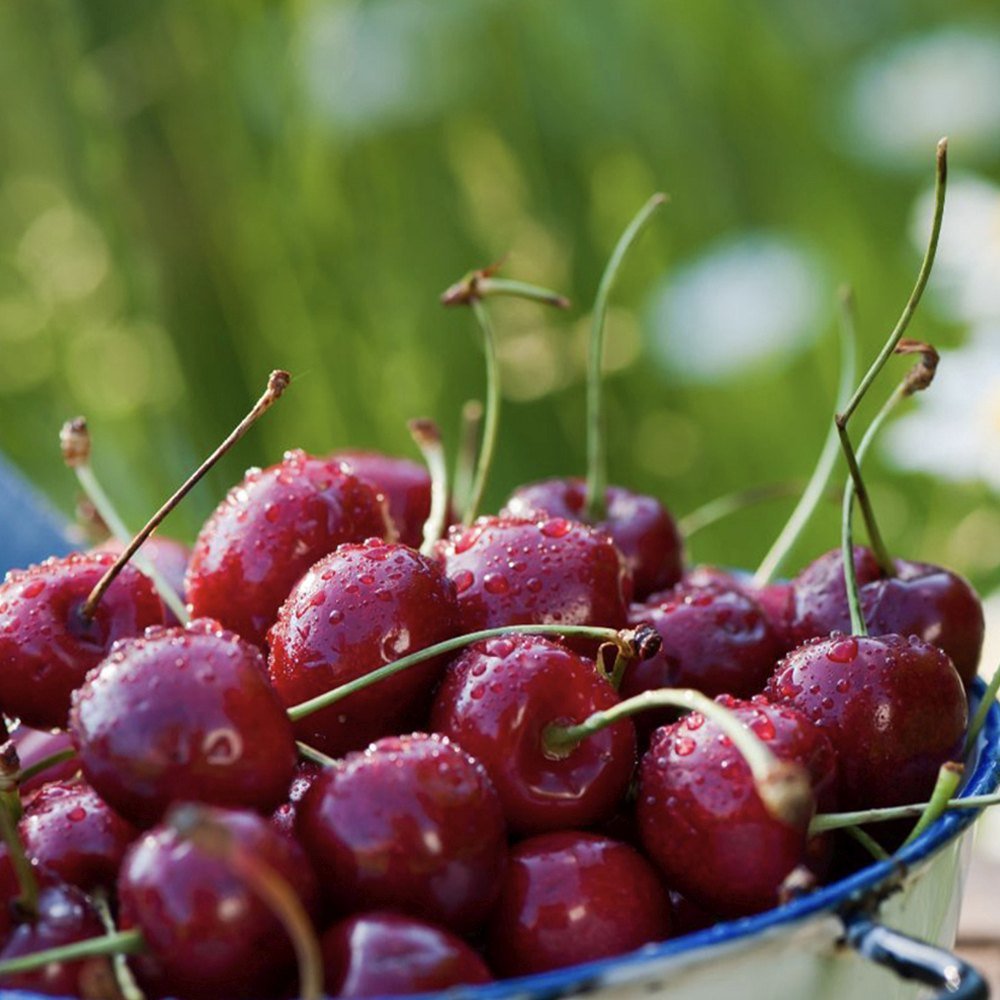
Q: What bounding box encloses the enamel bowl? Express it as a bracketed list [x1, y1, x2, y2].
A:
[0, 454, 996, 1000]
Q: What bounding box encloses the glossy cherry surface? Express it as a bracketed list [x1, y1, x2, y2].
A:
[118, 806, 319, 1000]
[296, 733, 506, 932]
[487, 831, 670, 977]
[637, 696, 832, 917]
[19, 779, 138, 893]
[11, 728, 80, 798]
[503, 478, 683, 599]
[0, 552, 165, 729]
[270, 760, 322, 839]
[94, 535, 191, 626]
[268, 539, 459, 756]
[70, 620, 297, 827]
[438, 515, 631, 641]
[185, 450, 392, 648]
[430, 633, 636, 835]
[322, 911, 492, 996]
[332, 450, 438, 549]
[767, 633, 967, 811]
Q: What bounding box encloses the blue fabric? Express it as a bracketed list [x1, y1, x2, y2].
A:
[0, 453, 73, 574]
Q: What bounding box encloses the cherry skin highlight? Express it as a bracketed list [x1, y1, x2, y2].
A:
[637, 696, 833, 917]
[117, 806, 319, 1000]
[268, 539, 459, 757]
[0, 552, 165, 729]
[185, 450, 393, 648]
[322, 912, 492, 997]
[487, 831, 671, 977]
[296, 733, 507, 933]
[430, 633, 636, 835]
[70, 619, 297, 827]
[504, 478, 683, 599]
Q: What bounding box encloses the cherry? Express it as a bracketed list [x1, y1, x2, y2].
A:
[487, 831, 670, 977]
[623, 583, 780, 717]
[637, 695, 834, 917]
[19, 780, 138, 893]
[322, 912, 492, 996]
[0, 552, 165, 730]
[185, 449, 393, 648]
[10, 727, 77, 799]
[117, 805, 319, 1000]
[437, 515, 632, 644]
[332, 450, 441, 549]
[93, 535, 191, 626]
[429, 633, 636, 834]
[504, 478, 683, 599]
[70, 619, 297, 827]
[270, 760, 322, 839]
[0, 883, 107, 996]
[268, 539, 459, 757]
[296, 733, 507, 933]
[767, 633, 967, 813]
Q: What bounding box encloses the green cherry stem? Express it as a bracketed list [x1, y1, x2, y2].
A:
[82, 370, 290, 621]
[61, 418, 189, 625]
[473, 277, 570, 309]
[809, 792, 1000, 836]
[0, 929, 146, 976]
[543, 688, 812, 827]
[93, 890, 146, 1000]
[15, 746, 78, 787]
[0, 745, 35, 917]
[843, 825, 891, 862]
[286, 623, 652, 722]
[680, 481, 818, 540]
[408, 418, 450, 556]
[295, 740, 337, 769]
[754, 291, 857, 586]
[453, 399, 483, 520]
[585, 193, 668, 522]
[462, 298, 500, 525]
[901, 762, 964, 849]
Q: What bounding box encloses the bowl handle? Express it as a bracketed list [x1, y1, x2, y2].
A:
[843, 913, 988, 999]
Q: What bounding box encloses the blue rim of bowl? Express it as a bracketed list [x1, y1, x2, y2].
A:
[1, 686, 997, 1000]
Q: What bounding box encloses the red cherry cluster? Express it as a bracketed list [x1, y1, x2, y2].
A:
[0, 143, 987, 999]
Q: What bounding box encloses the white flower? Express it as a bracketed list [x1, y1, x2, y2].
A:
[643, 233, 826, 382]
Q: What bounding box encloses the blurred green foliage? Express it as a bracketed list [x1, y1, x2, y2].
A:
[2, 0, 999, 593]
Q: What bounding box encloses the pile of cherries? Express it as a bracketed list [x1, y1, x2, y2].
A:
[0, 148, 987, 1000]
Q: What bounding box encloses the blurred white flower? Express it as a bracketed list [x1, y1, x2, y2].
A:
[644, 233, 825, 382]
[846, 29, 1000, 167]
[911, 174, 1000, 324]
[882, 327, 1000, 490]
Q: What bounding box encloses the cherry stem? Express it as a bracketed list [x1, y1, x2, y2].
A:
[462, 299, 499, 525]
[966, 663, 1000, 758]
[843, 825, 890, 862]
[80, 370, 290, 621]
[543, 687, 812, 827]
[809, 792, 1000, 835]
[680, 480, 820, 540]
[0, 744, 35, 917]
[61, 418, 189, 625]
[901, 762, 964, 849]
[409, 419, 450, 556]
[0, 928, 145, 976]
[472, 277, 570, 310]
[585, 193, 668, 522]
[754, 290, 857, 586]
[453, 399, 483, 518]
[838, 139, 947, 429]
[170, 805, 323, 1000]
[287, 623, 654, 722]
[93, 890, 145, 1000]
[15, 746, 78, 787]
[295, 740, 337, 769]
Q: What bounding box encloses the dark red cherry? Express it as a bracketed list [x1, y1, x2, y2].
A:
[430, 634, 636, 835]
[70, 619, 297, 827]
[504, 478, 682, 599]
[94, 535, 191, 626]
[270, 760, 322, 839]
[11, 727, 79, 797]
[487, 831, 670, 976]
[296, 733, 506, 933]
[118, 806, 319, 1000]
[0, 552, 165, 729]
[767, 633, 967, 811]
[19, 780, 138, 892]
[185, 450, 393, 648]
[322, 912, 492, 997]
[623, 583, 780, 717]
[789, 547, 983, 684]
[638, 696, 832, 917]
[0, 884, 107, 996]
[268, 540, 459, 756]
[332, 450, 442, 549]
[438, 515, 631, 643]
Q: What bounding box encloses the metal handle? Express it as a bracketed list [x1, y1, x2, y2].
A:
[843, 913, 988, 999]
